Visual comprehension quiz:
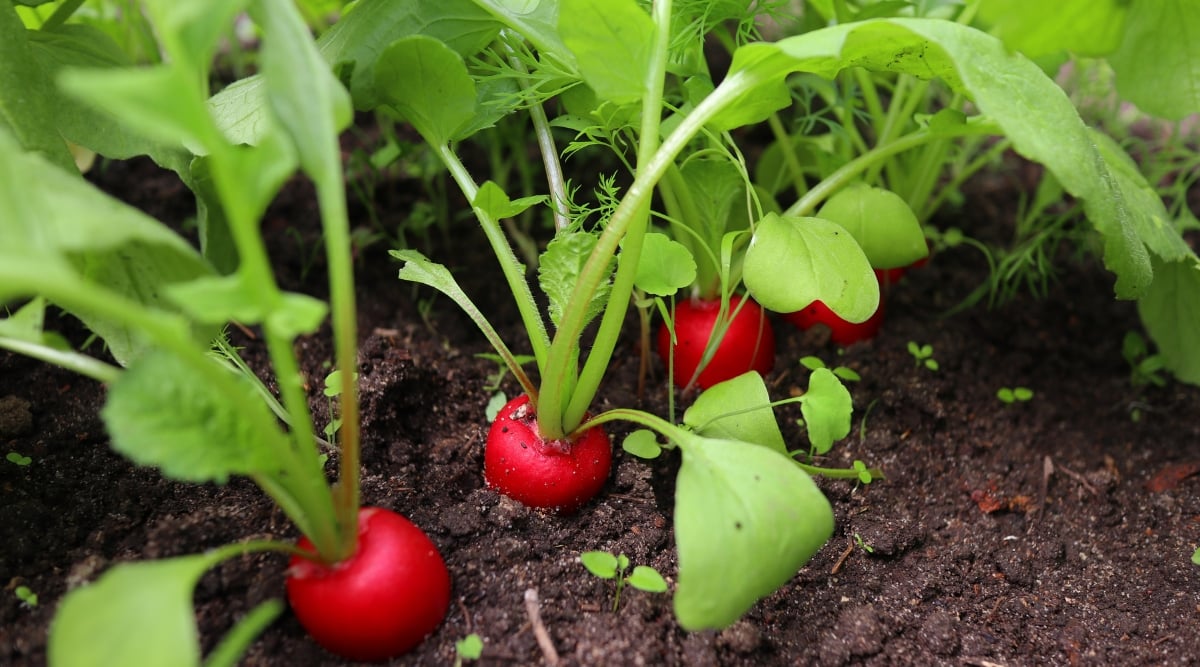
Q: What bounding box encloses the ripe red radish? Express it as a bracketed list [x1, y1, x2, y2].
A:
[785, 299, 886, 346]
[656, 295, 775, 389]
[484, 394, 611, 514]
[286, 507, 450, 662]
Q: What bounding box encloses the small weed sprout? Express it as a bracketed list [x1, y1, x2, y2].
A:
[853, 534, 875, 554]
[996, 387, 1034, 404]
[580, 551, 668, 612]
[454, 633, 484, 666]
[852, 460, 874, 484]
[1122, 332, 1167, 388]
[907, 342, 939, 371]
[800, 356, 861, 382]
[15, 585, 37, 608]
[6, 452, 32, 466]
[321, 370, 359, 440]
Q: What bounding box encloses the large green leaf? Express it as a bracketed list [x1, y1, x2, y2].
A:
[799, 367, 852, 454]
[48, 554, 218, 667]
[1137, 257, 1200, 385]
[25, 22, 186, 169]
[374, 35, 477, 145]
[976, 0, 1128, 57]
[683, 371, 786, 456]
[0, 128, 215, 363]
[815, 183, 927, 270]
[1089, 130, 1193, 263]
[673, 432, 834, 629]
[48, 549, 283, 667]
[559, 0, 653, 104]
[102, 350, 290, 483]
[209, 0, 500, 142]
[471, 0, 574, 68]
[713, 18, 1155, 297]
[0, 4, 74, 170]
[1110, 0, 1200, 121]
[742, 212, 878, 321]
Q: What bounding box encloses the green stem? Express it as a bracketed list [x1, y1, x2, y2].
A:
[540, 0, 674, 438]
[207, 154, 340, 560]
[793, 461, 885, 480]
[784, 122, 999, 218]
[766, 112, 808, 198]
[0, 337, 121, 384]
[502, 33, 571, 232]
[314, 170, 361, 561]
[436, 144, 552, 375]
[40, 0, 86, 30]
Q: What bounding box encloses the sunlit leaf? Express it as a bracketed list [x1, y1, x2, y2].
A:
[673, 432, 833, 630]
[743, 213, 878, 321]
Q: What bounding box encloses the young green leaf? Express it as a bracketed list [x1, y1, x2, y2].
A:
[622, 429, 663, 459]
[627, 566, 668, 593]
[559, 0, 654, 105]
[799, 368, 852, 455]
[683, 371, 787, 457]
[815, 183, 927, 270]
[633, 233, 697, 297]
[374, 35, 477, 146]
[392, 249, 536, 397]
[101, 351, 290, 483]
[672, 432, 834, 630]
[538, 231, 613, 329]
[455, 633, 485, 660]
[580, 551, 620, 579]
[473, 181, 548, 220]
[743, 213, 878, 322]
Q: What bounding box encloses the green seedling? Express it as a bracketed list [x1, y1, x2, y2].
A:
[907, 342, 939, 371]
[996, 387, 1034, 404]
[6, 452, 32, 466]
[852, 460, 873, 485]
[454, 633, 484, 666]
[800, 356, 861, 382]
[1122, 332, 1167, 389]
[321, 369, 359, 441]
[580, 551, 668, 612]
[15, 585, 38, 607]
[853, 534, 874, 554]
[475, 352, 536, 393]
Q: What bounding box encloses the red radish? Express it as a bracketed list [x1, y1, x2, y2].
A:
[656, 295, 775, 389]
[484, 394, 611, 514]
[785, 299, 885, 346]
[286, 507, 450, 662]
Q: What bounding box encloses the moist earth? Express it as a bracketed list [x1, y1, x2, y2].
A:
[2, 156, 1198, 666]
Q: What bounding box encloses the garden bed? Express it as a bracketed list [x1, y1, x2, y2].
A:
[2, 156, 1198, 666]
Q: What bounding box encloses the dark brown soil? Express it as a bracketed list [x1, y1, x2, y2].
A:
[2, 154, 1199, 667]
